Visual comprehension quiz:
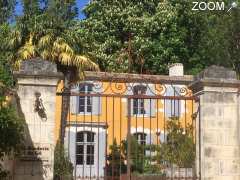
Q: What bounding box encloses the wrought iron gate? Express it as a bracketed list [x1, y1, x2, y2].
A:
[57, 81, 200, 180]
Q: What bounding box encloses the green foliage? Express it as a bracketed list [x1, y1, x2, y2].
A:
[200, 0, 240, 76]
[0, 106, 24, 155]
[0, 106, 24, 179]
[106, 139, 127, 176]
[79, 0, 240, 76]
[47, 0, 78, 24]
[54, 142, 73, 180]
[78, 0, 209, 75]
[0, 24, 14, 89]
[107, 124, 195, 176]
[0, 23, 23, 180]
[157, 118, 195, 168]
[0, 0, 16, 24]
[8, 0, 98, 81]
[121, 136, 145, 173]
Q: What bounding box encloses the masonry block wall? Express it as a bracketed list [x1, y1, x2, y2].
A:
[13, 59, 63, 180]
[190, 66, 240, 180]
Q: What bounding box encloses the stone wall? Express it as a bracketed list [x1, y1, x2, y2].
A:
[12, 58, 63, 180]
[190, 65, 240, 180]
[5, 61, 240, 180]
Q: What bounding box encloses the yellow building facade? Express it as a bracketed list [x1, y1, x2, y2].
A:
[55, 71, 196, 178]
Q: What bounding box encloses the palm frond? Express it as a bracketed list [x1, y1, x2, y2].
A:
[14, 35, 37, 66]
[59, 52, 73, 66]
[41, 49, 52, 60]
[8, 27, 99, 81]
[74, 55, 99, 71]
[53, 38, 74, 55]
[38, 33, 54, 48]
[8, 30, 22, 48]
[17, 41, 37, 60]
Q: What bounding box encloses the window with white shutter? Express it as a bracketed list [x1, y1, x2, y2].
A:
[70, 83, 102, 115]
[133, 85, 147, 115]
[79, 84, 93, 113]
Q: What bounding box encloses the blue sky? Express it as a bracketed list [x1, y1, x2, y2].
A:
[15, 0, 89, 19]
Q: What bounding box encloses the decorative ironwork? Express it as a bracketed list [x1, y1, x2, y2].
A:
[62, 80, 192, 98]
[58, 84, 199, 180]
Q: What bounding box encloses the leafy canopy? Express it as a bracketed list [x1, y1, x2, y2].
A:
[79, 0, 208, 75]
[0, 0, 16, 24]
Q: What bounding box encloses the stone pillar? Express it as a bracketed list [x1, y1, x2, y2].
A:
[189, 66, 240, 180]
[13, 59, 63, 180]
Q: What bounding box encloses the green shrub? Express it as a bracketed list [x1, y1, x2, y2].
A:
[54, 142, 73, 180]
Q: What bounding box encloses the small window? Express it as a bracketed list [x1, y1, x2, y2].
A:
[79, 84, 93, 113]
[133, 85, 147, 115]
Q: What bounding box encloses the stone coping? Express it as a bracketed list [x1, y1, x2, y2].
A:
[84, 71, 193, 85]
[189, 78, 240, 93]
[13, 71, 64, 79]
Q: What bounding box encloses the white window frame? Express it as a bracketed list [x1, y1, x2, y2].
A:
[76, 131, 95, 166]
[78, 84, 93, 114]
[132, 85, 147, 115]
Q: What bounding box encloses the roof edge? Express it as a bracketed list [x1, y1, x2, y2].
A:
[84, 71, 193, 85]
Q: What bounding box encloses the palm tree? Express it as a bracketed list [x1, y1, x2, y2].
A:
[7, 19, 99, 82]
[7, 13, 100, 143]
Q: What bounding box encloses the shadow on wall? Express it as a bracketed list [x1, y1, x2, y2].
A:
[11, 94, 45, 180]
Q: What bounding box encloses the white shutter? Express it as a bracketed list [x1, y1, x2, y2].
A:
[173, 87, 181, 117]
[92, 85, 102, 115]
[146, 133, 154, 145]
[68, 128, 76, 165]
[159, 132, 166, 143]
[165, 86, 173, 118]
[70, 85, 79, 114]
[165, 86, 181, 118]
[125, 85, 133, 116]
[145, 85, 156, 117]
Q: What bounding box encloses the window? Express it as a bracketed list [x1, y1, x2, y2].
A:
[133, 85, 147, 115]
[76, 131, 95, 165]
[79, 84, 93, 113]
[165, 86, 181, 118]
[133, 133, 147, 145]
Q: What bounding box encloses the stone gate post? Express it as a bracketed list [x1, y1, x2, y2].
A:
[189, 66, 240, 180]
[13, 58, 63, 180]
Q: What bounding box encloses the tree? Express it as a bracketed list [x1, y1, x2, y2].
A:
[106, 139, 126, 177]
[0, 0, 16, 24]
[78, 0, 209, 75]
[54, 141, 73, 180]
[200, 1, 240, 76]
[9, 0, 98, 81]
[121, 136, 146, 174]
[0, 25, 24, 179]
[47, 0, 78, 24]
[157, 118, 195, 168]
